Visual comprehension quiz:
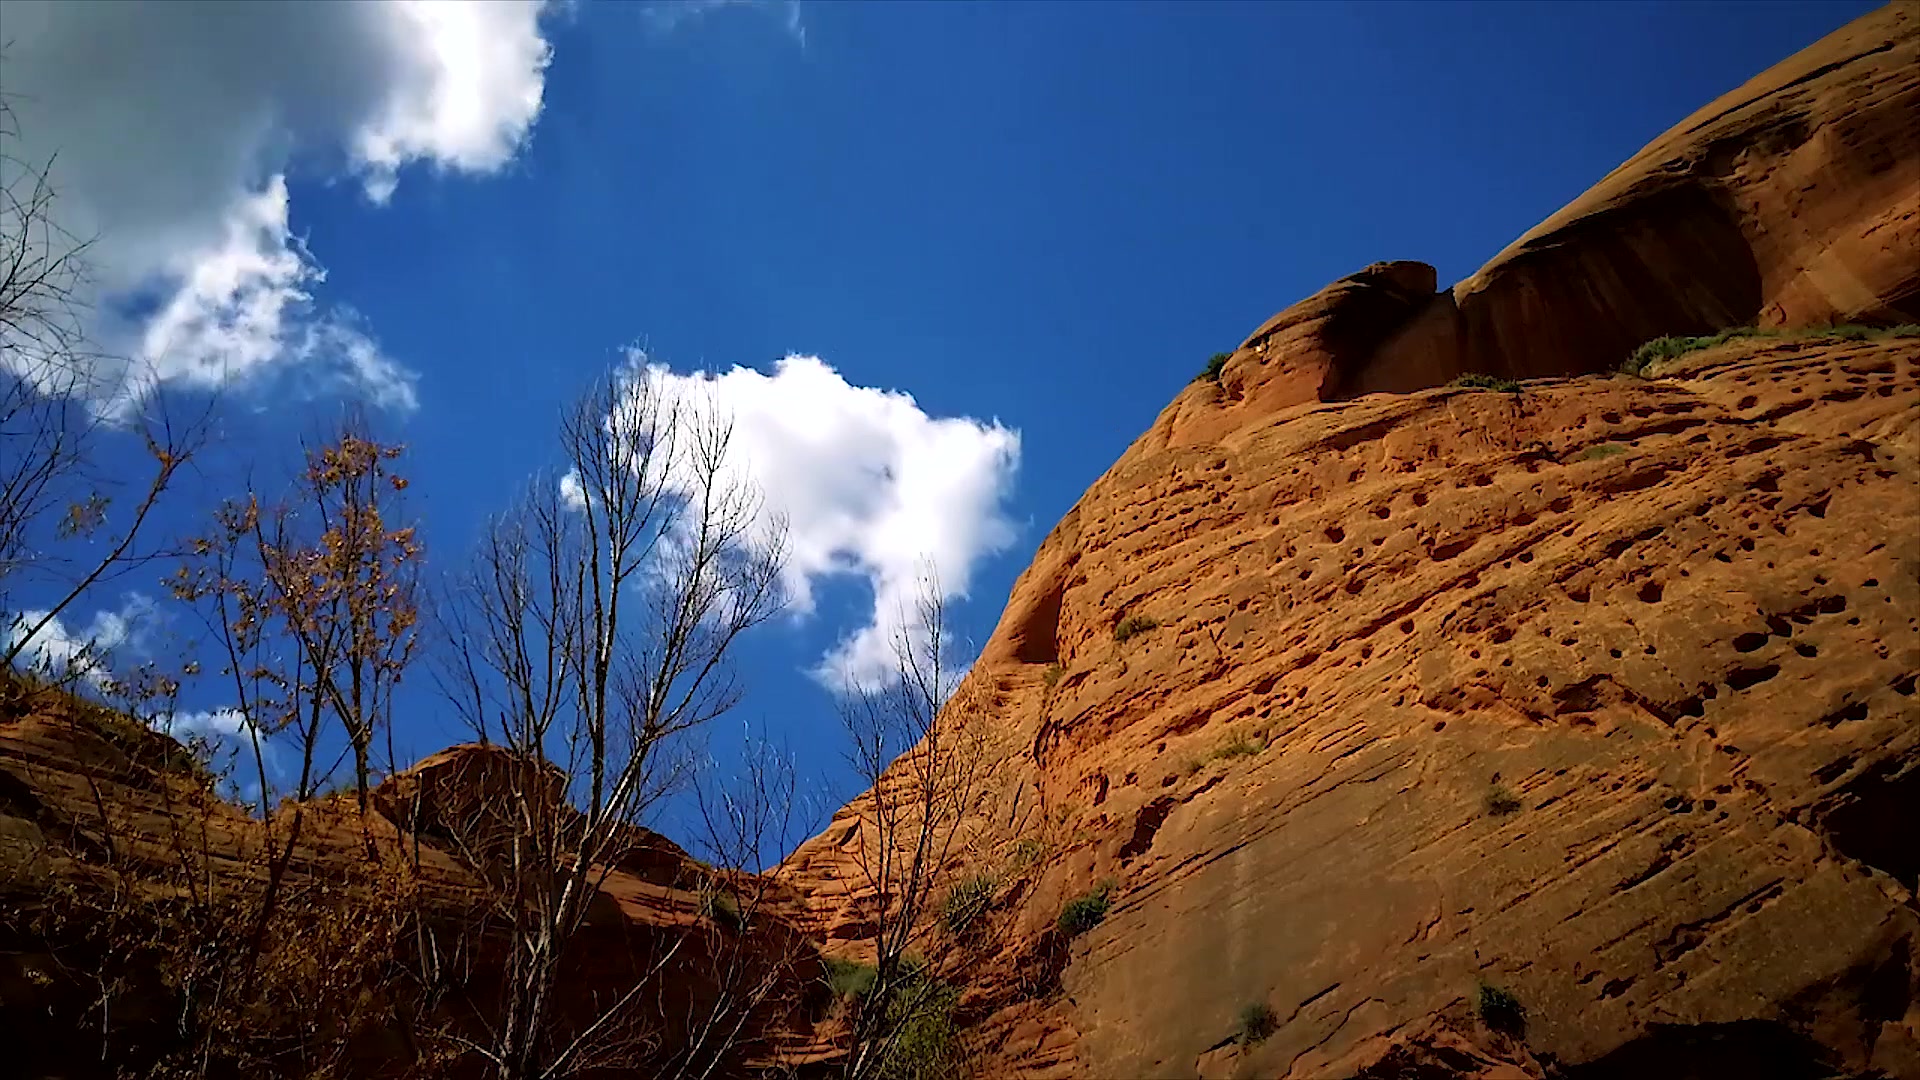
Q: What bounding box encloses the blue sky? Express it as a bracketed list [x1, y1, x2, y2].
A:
[2, 0, 1876, 849]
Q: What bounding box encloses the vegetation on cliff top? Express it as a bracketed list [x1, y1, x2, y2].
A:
[1622, 323, 1920, 376]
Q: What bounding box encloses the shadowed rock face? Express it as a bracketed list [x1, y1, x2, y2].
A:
[781, 7, 1920, 1078]
[0, 713, 829, 1079]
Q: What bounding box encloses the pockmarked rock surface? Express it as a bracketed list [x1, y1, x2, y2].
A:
[779, 6, 1920, 1077]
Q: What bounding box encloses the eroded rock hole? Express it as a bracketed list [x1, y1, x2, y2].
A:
[1727, 664, 1780, 691]
[1821, 763, 1920, 890]
[1118, 796, 1175, 862]
[1011, 579, 1065, 664]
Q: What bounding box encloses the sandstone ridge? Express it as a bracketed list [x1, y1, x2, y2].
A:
[780, 6, 1920, 1078]
[1162, 1, 1920, 457]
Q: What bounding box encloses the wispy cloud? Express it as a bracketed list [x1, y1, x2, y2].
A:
[5, 594, 158, 692]
[641, 0, 807, 47]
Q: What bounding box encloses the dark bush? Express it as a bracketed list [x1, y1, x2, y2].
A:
[824, 956, 877, 999]
[1237, 1001, 1279, 1045]
[1058, 879, 1116, 938]
[699, 887, 742, 929]
[1484, 784, 1523, 817]
[1450, 373, 1524, 394]
[1476, 980, 1526, 1036]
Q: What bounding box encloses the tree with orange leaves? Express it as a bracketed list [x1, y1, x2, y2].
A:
[176, 414, 422, 839]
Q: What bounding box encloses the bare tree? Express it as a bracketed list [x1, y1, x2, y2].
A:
[436, 366, 788, 1079]
[835, 568, 992, 1080]
[0, 98, 203, 675]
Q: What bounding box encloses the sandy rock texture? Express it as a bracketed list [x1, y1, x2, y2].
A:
[781, 6, 1920, 1077]
[783, 332, 1920, 1080]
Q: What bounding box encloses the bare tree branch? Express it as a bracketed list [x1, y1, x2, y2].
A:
[437, 365, 789, 1079]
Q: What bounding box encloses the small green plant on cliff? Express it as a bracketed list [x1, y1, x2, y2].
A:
[877, 977, 964, 1080]
[699, 886, 743, 929]
[1484, 784, 1524, 817]
[1009, 836, 1047, 872]
[941, 873, 996, 936]
[1237, 1001, 1280, 1046]
[828, 955, 961, 1079]
[1475, 980, 1527, 1036]
[1058, 878, 1117, 938]
[1621, 327, 1763, 375]
[1622, 323, 1920, 378]
[1043, 662, 1064, 689]
[1576, 442, 1629, 462]
[825, 956, 879, 999]
[1449, 373, 1524, 394]
[1113, 614, 1159, 644]
[1197, 352, 1231, 384]
[1214, 731, 1264, 760]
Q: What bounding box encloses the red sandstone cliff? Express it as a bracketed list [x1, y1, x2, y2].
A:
[780, 5, 1920, 1077]
[4, 5, 1918, 1079]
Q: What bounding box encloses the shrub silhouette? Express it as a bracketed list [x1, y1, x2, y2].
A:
[1450, 373, 1524, 393]
[1485, 784, 1524, 817]
[1237, 1001, 1279, 1045]
[1476, 980, 1526, 1036]
[1058, 879, 1116, 938]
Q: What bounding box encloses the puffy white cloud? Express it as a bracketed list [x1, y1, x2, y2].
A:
[5, 594, 157, 692]
[0, 0, 553, 409]
[352, 1, 557, 202]
[615, 353, 1020, 694]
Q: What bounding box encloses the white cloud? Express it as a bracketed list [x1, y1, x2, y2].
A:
[0, 1, 553, 410]
[641, 0, 807, 46]
[169, 707, 252, 740]
[5, 594, 157, 692]
[612, 353, 1019, 694]
[353, 1, 557, 202]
